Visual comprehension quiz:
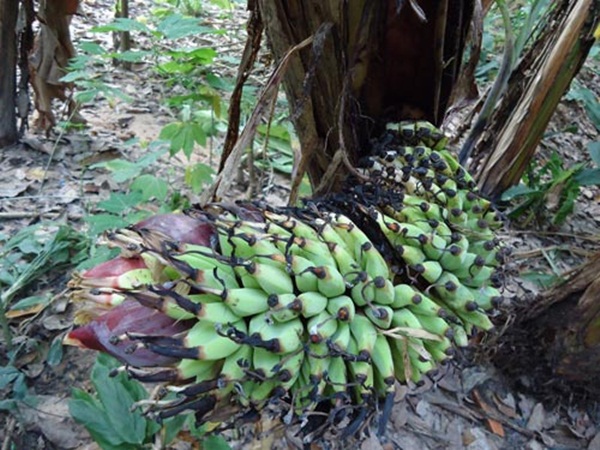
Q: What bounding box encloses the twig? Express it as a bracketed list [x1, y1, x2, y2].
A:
[1, 416, 16, 450]
[0, 212, 83, 220]
[219, 0, 264, 172]
[459, 0, 515, 165]
[511, 245, 593, 259]
[201, 33, 315, 204]
[509, 229, 600, 242]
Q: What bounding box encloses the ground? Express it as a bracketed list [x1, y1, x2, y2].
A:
[1, 1, 600, 449]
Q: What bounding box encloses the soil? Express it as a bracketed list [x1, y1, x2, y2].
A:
[1, 2, 600, 449]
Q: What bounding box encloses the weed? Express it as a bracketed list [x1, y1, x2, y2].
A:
[501, 142, 600, 227]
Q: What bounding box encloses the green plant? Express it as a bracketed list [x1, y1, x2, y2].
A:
[476, 0, 553, 83]
[566, 79, 600, 132]
[69, 354, 232, 449]
[89, 12, 227, 157]
[62, 43, 134, 105]
[69, 354, 181, 449]
[501, 141, 600, 227]
[251, 122, 296, 175]
[0, 225, 89, 349]
[0, 225, 88, 425]
[0, 348, 38, 417]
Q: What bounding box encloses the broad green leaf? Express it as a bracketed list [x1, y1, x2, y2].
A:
[185, 163, 214, 193]
[162, 415, 187, 445]
[574, 168, 600, 186]
[137, 149, 167, 169]
[2, 224, 42, 254]
[191, 122, 207, 147]
[47, 334, 64, 367]
[123, 209, 153, 225]
[167, 122, 205, 158]
[91, 357, 147, 444]
[79, 41, 106, 55]
[91, 159, 141, 183]
[75, 89, 101, 104]
[159, 122, 181, 141]
[76, 245, 120, 271]
[130, 174, 169, 201]
[60, 70, 91, 83]
[210, 0, 231, 8]
[501, 184, 541, 201]
[156, 14, 215, 40]
[10, 372, 27, 399]
[0, 366, 20, 389]
[258, 123, 291, 141]
[97, 191, 144, 214]
[587, 141, 600, 166]
[0, 399, 17, 412]
[91, 18, 150, 34]
[17, 235, 43, 255]
[0, 269, 15, 285]
[158, 60, 195, 74]
[96, 355, 149, 406]
[9, 294, 51, 312]
[201, 435, 232, 450]
[166, 47, 217, 65]
[109, 50, 152, 62]
[69, 390, 131, 449]
[85, 214, 130, 236]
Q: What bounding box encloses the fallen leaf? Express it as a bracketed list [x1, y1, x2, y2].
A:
[526, 403, 545, 432]
[588, 431, 600, 450]
[492, 392, 519, 419]
[42, 314, 71, 330]
[525, 439, 545, 450]
[22, 363, 44, 379]
[360, 433, 384, 450]
[26, 167, 47, 181]
[472, 389, 505, 437]
[464, 427, 499, 450]
[0, 179, 30, 197]
[5, 303, 46, 318]
[56, 184, 80, 204]
[461, 367, 493, 393]
[18, 395, 88, 449]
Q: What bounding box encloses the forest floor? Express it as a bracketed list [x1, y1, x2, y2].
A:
[1, 1, 600, 449]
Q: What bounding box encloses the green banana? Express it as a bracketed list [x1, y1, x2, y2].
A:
[248, 313, 304, 354]
[307, 310, 339, 344]
[309, 265, 347, 298]
[196, 287, 271, 317]
[391, 284, 422, 309]
[349, 313, 378, 357]
[296, 291, 329, 318]
[412, 312, 453, 339]
[372, 277, 395, 305]
[141, 318, 246, 361]
[327, 320, 351, 353]
[268, 293, 301, 322]
[324, 355, 349, 395]
[371, 334, 396, 392]
[326, 295, 356, 322]
[241, 261, 294, 295]
[364, 305, 393, 329]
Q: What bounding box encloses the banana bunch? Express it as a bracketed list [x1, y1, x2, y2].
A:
[66, 121, 507, 438]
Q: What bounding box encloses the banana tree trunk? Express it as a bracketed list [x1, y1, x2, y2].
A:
[497, 252, 600, 396]
[0, 0, 19, 147]
[256, 0, 474, 199]
[468, 0, 599, 199]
